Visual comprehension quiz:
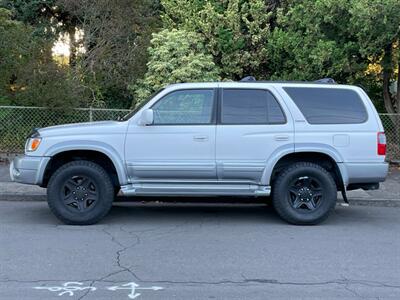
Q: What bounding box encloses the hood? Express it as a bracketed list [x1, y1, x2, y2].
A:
[38, 121, 127, 137]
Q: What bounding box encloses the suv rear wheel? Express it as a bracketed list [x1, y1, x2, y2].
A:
[272, 162, 337, 225]
[47, 160, 114, 225]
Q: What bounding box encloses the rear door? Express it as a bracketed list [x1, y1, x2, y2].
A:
[216, 87, 294, 183]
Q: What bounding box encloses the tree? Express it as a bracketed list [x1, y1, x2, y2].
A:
[267, 0, 364, 82]
[160, 0, 274, 80]
[55, 0, 161, 108]
[349, 0, 400, 114]
[0, 8, 30, 102]
[1, 0, 81, 64]
[132, 29, 220, 104]
[0, 8, 88, 108]
[2, 0, 161, 108]
[269, 0, 400, 113]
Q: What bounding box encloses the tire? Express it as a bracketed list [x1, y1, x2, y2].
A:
[47, 160, 114, 225]
[272, 162, 337, 225]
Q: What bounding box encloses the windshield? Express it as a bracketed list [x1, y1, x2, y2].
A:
[120, 88, 165, 121]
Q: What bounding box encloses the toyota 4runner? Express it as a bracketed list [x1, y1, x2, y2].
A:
[10, 80, 389, 225]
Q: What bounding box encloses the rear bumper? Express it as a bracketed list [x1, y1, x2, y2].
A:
[10, 155, 50, 185]
[340, 162, 389, 185]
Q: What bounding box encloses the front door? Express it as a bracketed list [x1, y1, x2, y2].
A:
[125, 89, 217, 181]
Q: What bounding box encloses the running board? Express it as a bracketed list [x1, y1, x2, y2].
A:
[120, 183, 271, 197]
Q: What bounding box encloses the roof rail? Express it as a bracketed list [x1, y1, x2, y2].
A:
[238, 76, 337, 84]
[240, 76, 256, 82]
[314, 78, 336, 84]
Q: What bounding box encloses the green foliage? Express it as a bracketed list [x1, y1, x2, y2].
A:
[131, 29, 220, 104]
[12, 64, 88, 108]
[0, 0, 60, 40]
[0, 8, 88, 108]
[269, 0, 400, 112]
[1, 0, 161, 109]
[349, 0, 400, 58]
[161, 0, 272, 79]
[1, 0, 399, 114]
[349, 0, 400, 113]
[0, 8, 30, 94]
[267, 0, 364, 82]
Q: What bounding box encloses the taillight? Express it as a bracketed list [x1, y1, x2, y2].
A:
[377, 132, 386, 156]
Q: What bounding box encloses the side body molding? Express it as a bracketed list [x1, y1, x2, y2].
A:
[43, 141, 128, 185]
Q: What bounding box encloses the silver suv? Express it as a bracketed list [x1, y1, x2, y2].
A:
[10, 80, 389, 225]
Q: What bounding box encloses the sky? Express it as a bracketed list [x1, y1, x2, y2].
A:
[52, 33, 70, 56]
[52, 31, 85, 57]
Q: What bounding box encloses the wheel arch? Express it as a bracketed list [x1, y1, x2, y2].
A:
[41, 142, 127, 187]
[262, 150, 346, 192]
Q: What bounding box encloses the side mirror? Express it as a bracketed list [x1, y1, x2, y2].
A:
[138, 109, 154, 126]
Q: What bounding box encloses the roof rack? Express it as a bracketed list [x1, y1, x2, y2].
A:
[239, 76, 336, 84]
[240, 76, 257, 82]
[314, 78, 336, 84]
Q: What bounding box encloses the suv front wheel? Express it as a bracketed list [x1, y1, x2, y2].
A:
[47, 160, 114, 225]
[272, 162, 337, 225]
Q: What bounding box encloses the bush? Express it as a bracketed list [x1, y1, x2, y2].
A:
[130, 29, 220, 106]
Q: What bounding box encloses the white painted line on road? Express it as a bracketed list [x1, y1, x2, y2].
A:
[33, 281, 163, 299]
[108, 282, 164, 299]
[34, 282, 96, 296]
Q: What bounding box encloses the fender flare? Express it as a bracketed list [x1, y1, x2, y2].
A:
[261, 143, 345, 186]
[43, 140, 128, 185]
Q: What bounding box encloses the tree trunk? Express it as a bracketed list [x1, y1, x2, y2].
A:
[396, 60, 400, 114]
[68, 26, 77, 67]
[382, 44, 395, 114]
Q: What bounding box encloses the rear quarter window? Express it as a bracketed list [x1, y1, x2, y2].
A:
[283, 87, 368, 124]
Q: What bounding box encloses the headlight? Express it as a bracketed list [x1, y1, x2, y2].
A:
[26, 137, 42, 152]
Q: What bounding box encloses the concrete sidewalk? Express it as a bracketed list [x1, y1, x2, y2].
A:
[1, 162, 399, 206]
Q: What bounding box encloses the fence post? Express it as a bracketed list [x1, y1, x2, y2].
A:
[89, 106, 93, 122]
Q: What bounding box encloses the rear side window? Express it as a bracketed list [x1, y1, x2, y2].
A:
[284, 87, 368, 124]
[221, 89, 286, 124]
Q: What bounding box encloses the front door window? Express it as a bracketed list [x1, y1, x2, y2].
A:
[152, 89, 215, 125]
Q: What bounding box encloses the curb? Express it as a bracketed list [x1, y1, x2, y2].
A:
[0, 194, 46, 202]
[0, 194, 399, 208]
[346, 198, 400, 208]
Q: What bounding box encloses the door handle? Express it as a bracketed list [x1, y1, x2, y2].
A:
[274, 135, 289, 141]
[193, 135, 209, 142]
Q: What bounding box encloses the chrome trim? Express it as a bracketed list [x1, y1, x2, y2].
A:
[120, 183, 271, 197]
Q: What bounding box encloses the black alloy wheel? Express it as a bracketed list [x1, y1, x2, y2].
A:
[288, 176, 323, 211]
[61, 175, 99, 213]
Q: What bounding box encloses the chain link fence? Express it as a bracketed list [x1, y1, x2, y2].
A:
[0, 106, 399, 161]
[0, 106, 129, 153]
[380, 114, 400, 162]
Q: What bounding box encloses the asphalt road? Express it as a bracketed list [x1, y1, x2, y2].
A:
[0, 202, 399, 299]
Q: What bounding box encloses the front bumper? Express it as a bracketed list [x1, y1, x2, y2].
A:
[10, 155, 50, 185]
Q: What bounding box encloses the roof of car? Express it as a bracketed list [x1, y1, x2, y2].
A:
[167, 81, 358, 91]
